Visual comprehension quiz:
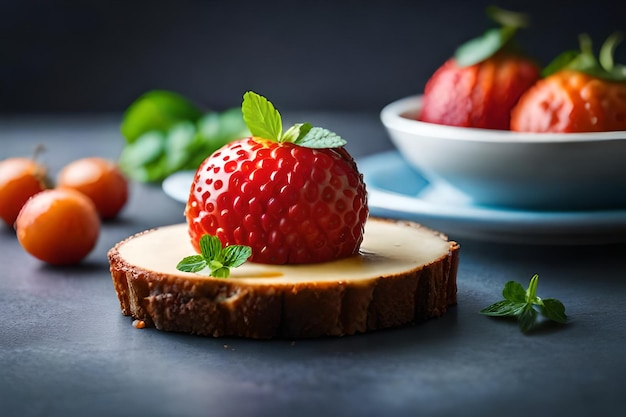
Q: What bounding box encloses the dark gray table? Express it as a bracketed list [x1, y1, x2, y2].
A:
[2, 114, 625, 417]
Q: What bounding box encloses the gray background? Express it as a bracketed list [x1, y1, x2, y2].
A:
[3, 3, 626, 416]
[2, 0, 625, 114]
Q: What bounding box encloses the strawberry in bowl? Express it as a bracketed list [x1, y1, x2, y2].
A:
[418, 6, 540, 130]
[511, 32, 626, 133]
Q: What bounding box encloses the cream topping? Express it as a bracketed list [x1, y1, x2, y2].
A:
[117, 219, 452, 285]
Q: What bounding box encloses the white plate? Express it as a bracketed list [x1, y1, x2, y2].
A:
[360, 151, 626, 244]
[162, 170, 195, 204]
[162, 152, 626, 244]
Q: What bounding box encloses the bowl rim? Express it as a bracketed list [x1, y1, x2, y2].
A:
[380, 94, 626, 143]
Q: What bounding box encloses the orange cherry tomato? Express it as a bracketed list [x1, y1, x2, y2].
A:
[0, 157, 47, 227]
[15, 188, 100, 265]
[57, 157, 129, 219]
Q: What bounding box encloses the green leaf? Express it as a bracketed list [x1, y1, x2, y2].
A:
[121, 90, 202, 143]
[239, 91, 349, 149]
[180, 109, 249, 171]
[480, 300, 527, 317]
[481, 274, 567, 334]
[222, 245, 252, 268]
[177, 234, 251, 278]
[502, 280, 526, 303]
[199, 235, 223, 261]
[119, 131, 165, 166]
[599, 31, 625, 77]
[118, 132, 167, 182]
[542, 32, 626, 82]
[454, 6, 530, 68]
[295, 127, 347, 148]
[541, 50, 580, 77]
[197, 108, 249, 148]
[165, 121, 197, 172]
[485, 6, 530, 29]
[176, 255, 208, 273]
[282, 123, 313, 143]
[541, 298, 567, 323]
[119, 92, 250, 183]
[600, 35, 618, 71]
[454, 26, 516, 67]
[241, 91, 283, 141]
[526, 274, 539, 303]
[518, 305, 538, 333]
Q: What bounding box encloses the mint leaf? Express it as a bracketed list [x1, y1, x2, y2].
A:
[222, 245, 252, 268]
[119, 93, 247, 183]
[199, 235, 223, 261]
[480, 274, 567, 334]
[455, 27, 515, 67]
[282, 123, 313, 143]
[454, 6, 530, 67]
[240, 91, 347, 149]
[118, 131, 168, 182]
[176, 255, 208, 273]
[525, 274, 540, 302]
[242, 91, 282, 141]
[119, 90, 249, 183]
[121, 90, 202, 143]
[541, 299, 567, 324]
[184, 108, 249, 170]
[518, 305, 539, 333]
[295, 127, 347, 148]
[165, 121, 197, 172]
[120, 131, 165, 166]
[197, 108, 249, 149]
[177, 234, 251, 278]
[502, 280, 526, 303]
[480, 300, 527, 317]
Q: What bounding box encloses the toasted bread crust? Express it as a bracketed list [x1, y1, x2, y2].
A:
[108, 218, 459, 339]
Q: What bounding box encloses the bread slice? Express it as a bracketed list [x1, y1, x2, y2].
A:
[108, 217, 459, 338]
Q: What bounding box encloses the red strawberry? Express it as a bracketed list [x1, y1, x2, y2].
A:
[185, 92, 368, 265]
[511, 33, 626, 133]
[419, 7, 540, 130]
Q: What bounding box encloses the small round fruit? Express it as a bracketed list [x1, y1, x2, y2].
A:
[0, 157, 47, 227]
[57, 157, 128, 219]
[15, 188, 100, 265]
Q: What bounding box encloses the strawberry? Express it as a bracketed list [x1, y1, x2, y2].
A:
[185, 92, 368, 265]
[511, 32, 626, 133]
[419, 7, 540, 130]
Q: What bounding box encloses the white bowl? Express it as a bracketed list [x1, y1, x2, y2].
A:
[380, 95, 626, 211]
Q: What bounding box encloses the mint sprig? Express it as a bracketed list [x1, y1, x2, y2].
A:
[241, 91, 346, 148]
[119, 90, 249, 182]
[176, 235, 251, 278]
[480, 274, 567, 333]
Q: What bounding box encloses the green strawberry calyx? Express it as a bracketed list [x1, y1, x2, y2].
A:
[454, 6, 530, 67]
[542, 32, 626, 82]
[241, 91, 346, 149]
